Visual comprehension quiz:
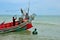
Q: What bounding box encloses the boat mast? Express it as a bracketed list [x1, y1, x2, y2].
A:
[28, 0, 30, 14]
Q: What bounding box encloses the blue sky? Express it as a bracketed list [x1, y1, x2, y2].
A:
[0, 0, 60, 15]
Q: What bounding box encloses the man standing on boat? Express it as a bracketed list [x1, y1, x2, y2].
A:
[20, 8, 33, 29]
[13, 16, 17, 26]
[18, 17, 23, 24]
[21, 8, 29, 19]
[25, 13, 29, 20]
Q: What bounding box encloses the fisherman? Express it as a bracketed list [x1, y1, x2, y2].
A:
[25, 13, 29, 20]
[18, 17, 23, 24]
[20, 8, 32, 30]
[32, 28, 38, 35]
[13, 17, 17, 26]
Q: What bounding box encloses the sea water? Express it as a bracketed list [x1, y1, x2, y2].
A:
[0, 15, 60, 40]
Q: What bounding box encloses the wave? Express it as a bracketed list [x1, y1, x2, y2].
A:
[32, 21, 60, 26]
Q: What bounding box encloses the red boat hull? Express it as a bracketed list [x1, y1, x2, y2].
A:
[0, 21, 33, 30]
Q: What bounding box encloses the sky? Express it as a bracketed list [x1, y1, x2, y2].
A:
[0, 0, 60, 15]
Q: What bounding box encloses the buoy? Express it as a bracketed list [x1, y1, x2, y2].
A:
[32, 28, 38, 35]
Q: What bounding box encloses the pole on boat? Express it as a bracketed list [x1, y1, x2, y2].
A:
[27, 0, 30, 14]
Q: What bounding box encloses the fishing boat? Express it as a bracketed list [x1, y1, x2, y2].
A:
[0, 9, 35, 33]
